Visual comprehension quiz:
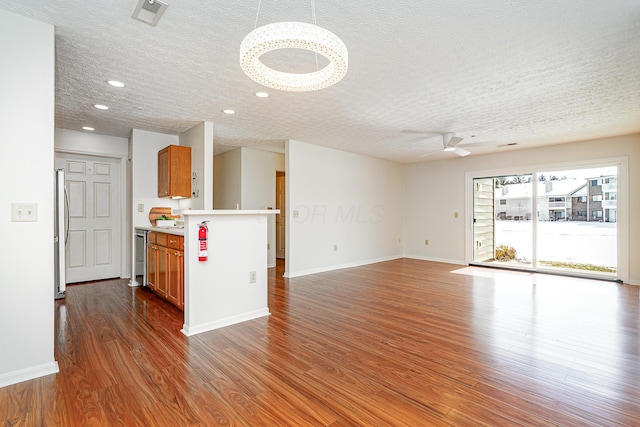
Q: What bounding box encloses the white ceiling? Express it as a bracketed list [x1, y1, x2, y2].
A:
[1, 0, 639, 162]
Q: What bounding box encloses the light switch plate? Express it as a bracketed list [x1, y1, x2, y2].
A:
[12, 203, 37, 222]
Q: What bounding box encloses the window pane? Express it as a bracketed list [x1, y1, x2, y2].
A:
[537, 166, 617, 276]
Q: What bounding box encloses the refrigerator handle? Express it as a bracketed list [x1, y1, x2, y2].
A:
[64, 189, 70, 246]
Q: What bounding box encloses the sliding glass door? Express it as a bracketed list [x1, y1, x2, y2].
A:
[473, 174, 533, 269]
[535, 167, 617, 277]
[471, 165, 618, 279]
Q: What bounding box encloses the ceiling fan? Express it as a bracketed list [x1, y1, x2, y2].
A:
[433, 133, 470, 157]
[403, 130, 495, 158]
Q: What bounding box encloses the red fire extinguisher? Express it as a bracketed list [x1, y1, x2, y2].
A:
[198, 221, 208, 262]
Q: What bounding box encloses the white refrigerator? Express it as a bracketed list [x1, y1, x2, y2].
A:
[54, 169, 67, 299]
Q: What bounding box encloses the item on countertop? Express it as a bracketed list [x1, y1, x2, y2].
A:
[149, 207, 172, 226]
[156, 214, 176, 227]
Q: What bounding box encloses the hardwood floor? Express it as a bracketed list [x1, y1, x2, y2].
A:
[1, 259, 639, 426]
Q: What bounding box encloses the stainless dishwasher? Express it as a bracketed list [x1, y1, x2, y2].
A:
[134, 229, 147, 286]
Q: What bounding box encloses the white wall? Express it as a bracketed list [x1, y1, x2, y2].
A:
[131, 129, 181, 227]
[55, 128, 128, 157]
[240, 147, 285, 266]
[286, 140, 404, 277]
[213, 148, 241, 209]
[178, 122, 214, 210]
[404, 134, 640, 284]
[0, 10, 58, 387]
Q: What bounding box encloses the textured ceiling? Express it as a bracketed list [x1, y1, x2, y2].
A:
[1, 0, 639, 162]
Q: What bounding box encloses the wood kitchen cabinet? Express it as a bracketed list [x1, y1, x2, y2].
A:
[158, 145, 191, 199]
[147, 232, 158, 291]
[166, 235, 184, 308]
[146, 231, 184, 310]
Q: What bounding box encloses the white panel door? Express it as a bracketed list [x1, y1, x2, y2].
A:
[55, 153, 121, 283]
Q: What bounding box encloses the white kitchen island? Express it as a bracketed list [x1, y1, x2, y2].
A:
[177, 210, 278, 336]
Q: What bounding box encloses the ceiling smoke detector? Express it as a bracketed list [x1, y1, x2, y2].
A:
[131, 0, 168, 27]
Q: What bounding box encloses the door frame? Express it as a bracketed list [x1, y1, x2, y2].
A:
[275, 171, 286, 260]
[465, 156, 629, 283]
[55, 148, 129, 281]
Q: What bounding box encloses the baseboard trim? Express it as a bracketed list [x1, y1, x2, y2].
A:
[181, 308, 270, 336]
[403, 255, 466, 266]
[284, 255, 403, 278]
[0, 361, 59, 388]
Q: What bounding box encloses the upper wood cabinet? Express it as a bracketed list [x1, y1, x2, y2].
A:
[158, 145, 191, 198]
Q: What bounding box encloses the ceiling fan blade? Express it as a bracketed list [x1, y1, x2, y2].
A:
[401, 130, 441, 135]
[419, 148, 442, 158]
[448, 136, 464, 147]
[454, 147, 470, 157]
[457, 140, 496, 148]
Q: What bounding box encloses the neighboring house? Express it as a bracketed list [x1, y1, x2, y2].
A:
[569, 186, 589, 221]
[495, 176, 618, 222]
[495, 180, 586, 221]
[585, 175, 617, 222]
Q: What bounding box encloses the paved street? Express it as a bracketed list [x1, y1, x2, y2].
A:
[494, 220, 617, 268]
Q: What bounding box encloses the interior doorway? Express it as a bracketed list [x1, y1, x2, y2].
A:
[55, 152, 121, 283]
[276, 171, 286, 259]
[471, 165, 619, 280]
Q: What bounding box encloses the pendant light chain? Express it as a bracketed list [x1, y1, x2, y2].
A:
[311, 0, 319, 71]
[311, 0, 317, 25]
[253, 0, 262, 29]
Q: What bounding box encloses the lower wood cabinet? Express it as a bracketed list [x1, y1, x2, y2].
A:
[166, 234, 184, 309]
[147, 231, 184, 310]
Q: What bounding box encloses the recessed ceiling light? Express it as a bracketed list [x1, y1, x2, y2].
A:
[107, 80, 126, 88]
[222, 109, 235, 115]
[255, 92, 269, 98]
[94, 104, 109, 110]
[82, 126, 95, 131]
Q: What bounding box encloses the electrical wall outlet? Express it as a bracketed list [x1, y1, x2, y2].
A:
[454, 211, 459, 218]
[293, 210, 299, 218]
[249, 271, 256, 283]
[11, 203, 37, 222]
[333, 244, 338, 252]
[138, 203, 144, 212]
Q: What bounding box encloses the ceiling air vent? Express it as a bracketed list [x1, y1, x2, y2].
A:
[132, 0, 168, 26]
[497, 142, 518, 148]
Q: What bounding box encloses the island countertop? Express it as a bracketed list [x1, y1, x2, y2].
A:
[176, 209, 279, 216]
[135, 226, 184, 236]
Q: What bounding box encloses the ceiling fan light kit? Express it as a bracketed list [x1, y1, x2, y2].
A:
[240, 2, 348, 92]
